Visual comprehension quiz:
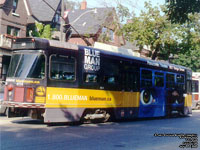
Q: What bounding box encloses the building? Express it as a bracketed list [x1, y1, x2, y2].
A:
[26, 0, 61, 32]
[65, 0, 124, 47]
[122, 41, 151, 58]
[0, 0, 61, 81]
[0, 0, 28, 81]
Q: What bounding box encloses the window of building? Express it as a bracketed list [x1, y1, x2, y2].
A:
[109, 30, 114, 41]
[52, 10, 61, 30]
[54, 13, 60, 23]
[50, 55, 76, 81]
[101, 27, 114, 42]
[7, 26, 20, 37]
[13, 0, 18, 13]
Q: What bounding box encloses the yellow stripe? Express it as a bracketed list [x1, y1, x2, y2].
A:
[35, 96, 46, 103]
[45, 87, 140, 108]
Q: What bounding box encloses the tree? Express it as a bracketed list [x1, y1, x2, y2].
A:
[166, 0, 200, 23]
[121, 2, 181, 60]
[116, 3, 130, 22]
[171, 13, 200, 72]
[28, 22, 53, 39]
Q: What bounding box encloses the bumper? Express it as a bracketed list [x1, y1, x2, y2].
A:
[2, 101, 45, 108]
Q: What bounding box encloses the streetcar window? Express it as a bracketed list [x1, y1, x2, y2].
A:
[103, 62, 119, 84]
[141, 70, 152, 79]
[7, 53, 45, 79]
[155, 72, 164, 87]
[141, 70, 152, 88]
[104, 76, 117, 84]
[85, 74, 98, 83]
[192, 80, 199, 93]
[155, 76, 164, 87]
[131, 73, 139, 91]
[177, 75, 184, 83]
[155, 72, 163, 76]
[166, 73, 175, 88]
[187, 80, 192, 93]
[187, 70, 192, 80]
[166, 73, 174, 82]
[122, 65, 139, 91]
[141, 80, 152, 87]
[7, 54, 21, 77]
[176, 74, 185, 91]
[50, 55, 75, 81]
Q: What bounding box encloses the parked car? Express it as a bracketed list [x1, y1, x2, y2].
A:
[0, 81, 6, 115]
[0, 100, 7, 115]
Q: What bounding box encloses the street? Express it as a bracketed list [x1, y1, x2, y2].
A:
[0, 111, 199, 150]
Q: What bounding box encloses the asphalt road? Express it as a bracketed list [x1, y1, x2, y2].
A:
[0, 111, 200, 150]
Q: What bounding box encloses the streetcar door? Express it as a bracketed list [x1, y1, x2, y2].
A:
[139, 69, 166, 118]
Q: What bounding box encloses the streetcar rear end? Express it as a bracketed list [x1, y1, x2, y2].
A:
[3, 38, 47, 118]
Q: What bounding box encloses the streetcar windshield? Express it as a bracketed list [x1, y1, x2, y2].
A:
[7, 53, 45, 79]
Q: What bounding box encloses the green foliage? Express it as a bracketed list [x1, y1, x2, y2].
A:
[116, 4, 130, 22]
[171, 49, 200, 72]
[41, 24, 52, 39]
[120, 1, 200, 71]
[121, 2, 179, 60]
[171, 13, 200, 72]
[98, 32, 111, 43]
[28, 22, 53, 39]
[166, 0, 200, 23]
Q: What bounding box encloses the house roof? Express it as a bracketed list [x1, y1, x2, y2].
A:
[68, 7, 115, 35]
[27, 0, 61, 23]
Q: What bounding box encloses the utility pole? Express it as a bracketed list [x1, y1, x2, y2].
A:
[60, 0, 65, 42]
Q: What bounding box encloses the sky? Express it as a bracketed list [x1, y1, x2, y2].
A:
[73, 0, 166, 16]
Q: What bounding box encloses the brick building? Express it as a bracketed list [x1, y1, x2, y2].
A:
[0, 0, 61, 81]
[0, 0, 28, 81]
[65, 0, 124, 47]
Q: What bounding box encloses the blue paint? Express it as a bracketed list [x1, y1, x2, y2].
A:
[138, 68, 185, 118]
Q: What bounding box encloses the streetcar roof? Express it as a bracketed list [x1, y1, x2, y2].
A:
[12, 37, 190, 72]
[12, 37, 79, 51]
[79, 45, 189, 72]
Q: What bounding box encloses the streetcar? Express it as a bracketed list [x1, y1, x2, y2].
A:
[3, 37, 192, 123]
[192, 72, 200, 109]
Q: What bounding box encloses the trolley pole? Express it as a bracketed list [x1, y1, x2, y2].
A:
[60, 0, 65, 42]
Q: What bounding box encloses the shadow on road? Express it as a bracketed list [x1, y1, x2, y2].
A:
[11, 118, 44, 125]
[9, 114, 189, 127]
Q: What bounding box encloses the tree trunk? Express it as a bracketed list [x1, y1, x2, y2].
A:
[151, 44, 160, 60]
